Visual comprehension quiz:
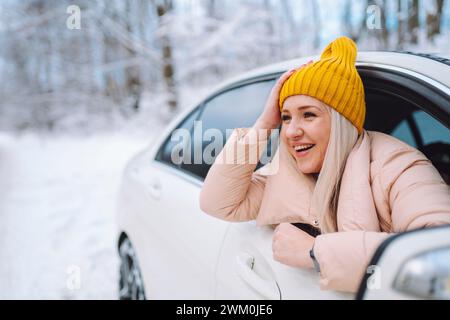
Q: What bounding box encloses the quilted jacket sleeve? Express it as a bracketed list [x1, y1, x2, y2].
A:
[199, 128, 270, 222]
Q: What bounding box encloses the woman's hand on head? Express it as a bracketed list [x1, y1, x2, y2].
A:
[272, 222, 315, 269]
[255, 60, 313, 131]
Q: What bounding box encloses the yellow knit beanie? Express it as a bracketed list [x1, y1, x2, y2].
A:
[279, 36, 365, 133]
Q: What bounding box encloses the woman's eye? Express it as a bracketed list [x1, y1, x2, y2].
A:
[304, 112, 316, 118]
[281, 115, 291, 121]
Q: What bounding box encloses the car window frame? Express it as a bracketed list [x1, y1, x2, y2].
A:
[357, 64, 450, 129]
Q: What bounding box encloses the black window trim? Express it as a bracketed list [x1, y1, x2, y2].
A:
[405, 114, 424, 149]
[357, 64, 450, 129]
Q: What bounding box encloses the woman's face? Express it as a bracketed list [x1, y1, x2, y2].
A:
[280, 95, 331, 174]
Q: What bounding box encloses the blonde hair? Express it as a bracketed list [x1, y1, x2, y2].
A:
[312, 107, 359, 233]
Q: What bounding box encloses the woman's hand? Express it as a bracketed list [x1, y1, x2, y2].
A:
[254, 61, 314, 131]
[272, 222, 315, 269]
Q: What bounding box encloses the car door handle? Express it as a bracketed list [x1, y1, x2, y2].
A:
[147, 178, 161, 200]
[235, 253, 280, 300]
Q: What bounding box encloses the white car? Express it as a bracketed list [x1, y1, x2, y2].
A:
[116, 52, 450, 300]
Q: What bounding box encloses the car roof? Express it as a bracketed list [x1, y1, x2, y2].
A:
[213, 51, 450, 92]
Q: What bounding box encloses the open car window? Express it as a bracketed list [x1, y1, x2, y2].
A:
[361, 66, 450, 184]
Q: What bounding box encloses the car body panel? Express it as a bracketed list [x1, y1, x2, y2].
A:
[215, 222, 353, 300]
[118, 151, 229, 299]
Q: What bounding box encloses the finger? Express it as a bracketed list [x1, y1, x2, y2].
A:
[275, 73, 292, 87]
[286, 68, 298, 75]
[280, 70, 295, 80]
[298, 61, 313, 69]
[278, 222, 290, 230]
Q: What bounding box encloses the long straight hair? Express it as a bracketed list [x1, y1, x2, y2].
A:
[312, 107, 359, 233]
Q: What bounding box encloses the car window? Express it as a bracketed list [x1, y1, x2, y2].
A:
[391, 119, 417, 147]
[389, 110, 450, 147]
[200, 80, 275, 138]
[364, 85, 449, 184]
[181, 80, 277, 179]
[155, 108, 200, 167]
[413, 110, 450, 145]
[412, 110, 450, 184]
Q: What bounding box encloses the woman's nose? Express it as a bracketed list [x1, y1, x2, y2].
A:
[285, 121, 304, 139]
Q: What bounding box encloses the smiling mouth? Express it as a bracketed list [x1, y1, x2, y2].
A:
[294, 145, 315, 154]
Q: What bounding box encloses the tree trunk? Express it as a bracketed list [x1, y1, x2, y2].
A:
[280, 0, 295, 58]
[408, 0, 419, 44]
[206, 0, 221, 78]
[380, 0, 389, 49]
[343, 0, 354, 40]
[343, 0, 368, 42]
[263, 0, 277, 61]
[101, 1, 120, 101]
[426, 0, 444, 41]
[397, 0, 405, 50]
[125, 0, 142, 113]
[207, 0, 217, 18]
[153, 0, 178, 113]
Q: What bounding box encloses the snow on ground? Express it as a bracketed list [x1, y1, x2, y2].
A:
[0, 131, 152, 299]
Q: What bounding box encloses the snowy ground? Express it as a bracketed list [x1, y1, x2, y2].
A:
[0, 131, 152, 299]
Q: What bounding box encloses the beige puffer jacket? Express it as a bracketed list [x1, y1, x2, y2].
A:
[199, 128, 450, 293]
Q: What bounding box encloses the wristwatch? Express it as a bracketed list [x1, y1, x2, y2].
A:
[309, 246, 321, 273]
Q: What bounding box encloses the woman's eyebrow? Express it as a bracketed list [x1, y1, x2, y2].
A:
[281, 105, 323, 114]
[297, 105, 322, 112]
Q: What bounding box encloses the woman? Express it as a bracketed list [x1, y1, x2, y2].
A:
[199, 36, 450, 293]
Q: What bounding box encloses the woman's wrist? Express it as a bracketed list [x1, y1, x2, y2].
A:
[255, 117, 279, 130]
[252, 118, 278, 139]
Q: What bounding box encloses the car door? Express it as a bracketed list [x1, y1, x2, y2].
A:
[215, 222, 352, 299]
[122, 107, 229, 299]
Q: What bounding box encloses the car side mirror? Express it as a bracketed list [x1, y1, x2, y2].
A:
[356, 225, 450, 300]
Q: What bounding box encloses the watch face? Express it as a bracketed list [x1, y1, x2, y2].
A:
[310, 248, 321, 273]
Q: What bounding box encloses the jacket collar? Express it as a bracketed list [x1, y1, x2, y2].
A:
[256, 131, 381, 232]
